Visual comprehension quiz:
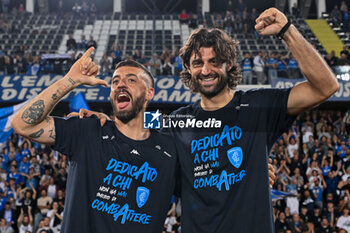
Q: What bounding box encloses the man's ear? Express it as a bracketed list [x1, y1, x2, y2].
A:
[227, 59, 234, 71]
[146, 87, 155, 102]
[184, 64, 191, 75]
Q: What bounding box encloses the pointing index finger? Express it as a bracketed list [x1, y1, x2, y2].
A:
[82, 47, 95, 60]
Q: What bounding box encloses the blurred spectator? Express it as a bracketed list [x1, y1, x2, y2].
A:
[17, 207, 33, 233]
[77, 35, 87, 50]
[110, 52, 121, 71]
[99, 53, 111, 75]
[164, 212, 177, 233]
[241, 52, 253, 84]
[337, 52, 349, 65]
[340, 1, 348, 15]
[253, 51, 266, 84]
[242, 9, 249, 35]
[291, 3, 300, 17]
[90, 3, 97, 14]
[34, 190, 52, 229]
[160, 47, 171, 62]
[18, 3, 25, 14]
[288, 213, 307, 232]
[1, 0, 10, 13]
[113, 45, 123, 60]
[236, 0, 246, 17]
[276, 53, 288, 78]
[266, 52, 278, 82]
[46, 202, 62, 232]
[173, 50, 183, 76]
[87, 36, 97, 49]
[27, 56, 41, 76]
[66, 35, 77, 52]
[287, 53, 300, 79]
[224, 12, 234, 35]
[132, 49, 141, 61]
[188, 14, 198, 29]
[340, 46, 349, 57]
[214, 14, 223, 29]
[336, 207, 350, 232]
[324, 51, 338, 67]
[162, 57, 174, 76]
[331, 5, 342, 25]
[72, 3, 81, 14]
[0, 217, 14, 233]
[227, 1, 234, 13]
[275, 211, 289, 232]
[146, 53, 162, 76]
[57, 0, 63, 14]
[14, 55, 28, 74]
[0, 203, 15, 226]
[47, 178, 57, 199]
[4, 56, 15, 75]
[81, 1, 89, 15]
[137, 53, 148, 66]
[36, 217, 53, 233]
[179, 9, 189, 24]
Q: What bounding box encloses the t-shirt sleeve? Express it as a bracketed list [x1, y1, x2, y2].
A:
[52, 116, 100, 159]
[264, 88, 297, 148]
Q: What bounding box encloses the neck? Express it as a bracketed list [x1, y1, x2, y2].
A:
[115, 113, 150, 140]
[200, 87, 235, 111]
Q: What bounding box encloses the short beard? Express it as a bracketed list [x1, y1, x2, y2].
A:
[110, 92, 146, 124]
[193, 73, 229, 98]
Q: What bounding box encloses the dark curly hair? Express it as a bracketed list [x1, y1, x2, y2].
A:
[179, 28, 242, 92]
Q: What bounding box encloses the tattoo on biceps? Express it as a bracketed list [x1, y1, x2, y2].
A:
[49, 126, 56, 140]
[29, 128, 44, 138]
[21, 100, 45, 124]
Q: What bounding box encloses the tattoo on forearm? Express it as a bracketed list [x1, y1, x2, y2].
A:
[51, 93, 58, 100]
[68, 77, 76, 85]
[49, 126, 56, 140]
[21, 100, 45, 124]
[29, 128, 44, 138]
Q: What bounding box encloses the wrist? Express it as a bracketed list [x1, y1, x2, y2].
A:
[63, 75, 80, 88]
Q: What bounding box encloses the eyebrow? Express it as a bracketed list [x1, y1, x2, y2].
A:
[112, 73, 139, 81]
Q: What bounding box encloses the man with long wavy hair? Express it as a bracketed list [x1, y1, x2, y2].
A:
[167, 8, 338, 233]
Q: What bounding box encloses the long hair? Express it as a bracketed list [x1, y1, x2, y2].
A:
[179, 28, 242, 92]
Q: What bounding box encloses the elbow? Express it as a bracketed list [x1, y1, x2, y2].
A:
[320, 75, 339, 100]
[11, 114, 26, 136]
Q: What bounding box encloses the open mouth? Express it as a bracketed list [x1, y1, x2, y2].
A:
[116, 92, 131, 110]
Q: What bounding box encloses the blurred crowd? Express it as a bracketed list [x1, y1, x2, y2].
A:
[272, 110, 350, 233]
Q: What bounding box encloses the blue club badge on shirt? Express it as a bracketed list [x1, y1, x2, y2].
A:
[136, 187, 150, 208]
[227, 147, 243, 168]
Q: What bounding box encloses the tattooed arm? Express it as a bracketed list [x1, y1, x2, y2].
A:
[11, 47, 108, 145]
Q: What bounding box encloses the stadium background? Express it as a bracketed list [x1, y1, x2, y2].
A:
[0, 0, 349, 232]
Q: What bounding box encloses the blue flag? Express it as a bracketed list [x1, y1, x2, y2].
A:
[271, 189, 296, 201]
[69, 93, 90, 113]
[0, 101, 29, 149]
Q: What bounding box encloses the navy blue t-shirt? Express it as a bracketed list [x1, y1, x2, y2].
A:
[53, 117, 178, 233]
[164, 88, 296, 233]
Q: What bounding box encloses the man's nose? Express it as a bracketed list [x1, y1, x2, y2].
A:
[201, 63, 211, 76]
